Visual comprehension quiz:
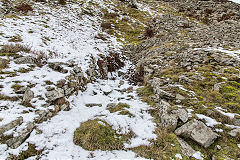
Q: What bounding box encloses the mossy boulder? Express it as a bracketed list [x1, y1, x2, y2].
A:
[73, 119, 124, 151]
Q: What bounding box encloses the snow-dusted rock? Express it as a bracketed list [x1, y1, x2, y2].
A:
[158, 101, 188, 130]
[153, 86, 175, 100]
[73, 66, 82, 73]
[6, 122, 35, 149]
[22, 88, 34, 104]
[176, 94, 186, 100]
[48, 62, 68, 73]
[175, 119, 219, 148]
[14, 56, 36, 64]
[0, 117, 23, 134]
[228, 128, 240, 137]
[45, 88, 64, 102]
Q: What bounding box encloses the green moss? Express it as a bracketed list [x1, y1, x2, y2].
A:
[17, 67, 32, 73]
[0, 52, 18, 57]
[107, 103, 133, 117]
[100, 0, 151, 45]
[221, 85, 236, 93]
[137, 86, 153, 96]
[5, 14, 21, 19]
[73, 119, 124, 151]
[224, 68, 239, 74]
[11, 84, 23, 92]
[136, 86, 156, 107]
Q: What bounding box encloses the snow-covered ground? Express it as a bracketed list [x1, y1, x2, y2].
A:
[2, 0, 239, 159]
[229, 0, 240, 4]
[0, 1, 159, 159]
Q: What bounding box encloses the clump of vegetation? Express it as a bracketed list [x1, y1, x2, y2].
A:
[17, 67, 29, 73]
[9, 143, 43, 160]
[11, 83, 23, 92]
[144, 27, 155, 38]
[132, 128, 185, 160]
[97, 53, 124, 78]
[73, 119, 124, 151]
[100, 0, 152, 45]
[0, 44, 31, 54]
[0, 58, 9, 69]
[58, 0, 66, 5]
[0, 94, 21, 101]
[8, 35, 23, 42]
[101, 22, 112, 30]
[15, 2, 33, 13]
[107, 103, 133, 116]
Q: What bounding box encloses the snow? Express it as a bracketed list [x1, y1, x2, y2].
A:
[229, 0, 240, 4]
[196, 114, 221, 127]
[238, 144, 240, 148]
[203, 47, 240, 61]
[192, 151, 203, 160]
[215, 129, 223, 133]
[175, 154, 182, 159]
[215, 107, 239, 119]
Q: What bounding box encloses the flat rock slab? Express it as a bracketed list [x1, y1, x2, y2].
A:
[46, 88, 64, 102]
[175, 119, 219, 148]
[0, 117, 23, 134]
[177, 137, 196, 157]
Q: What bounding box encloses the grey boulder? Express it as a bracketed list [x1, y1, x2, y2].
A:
[175, 119, 219, 148]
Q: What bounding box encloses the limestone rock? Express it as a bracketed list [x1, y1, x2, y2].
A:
[6, 122, 35, 149]
[158, 101, 188, 130]
[48, 62, 68, 73]
[63, 85, 74, 96]
[57, 79, 66, 88]
[45, 88, 64, 102]
[175, 119, 219, 148]
[14, 56, 36, 64]
[60, 103, 70, 111]
[228, 128, 240, 137]
[176, 94, 185, 100]
[233, 118, 240, 126]
[214, 82, 225, 92]
[153, 87, 175, 100]
[172, 108, 188, 123]
[73, 66, 82, 73]
[158, 101, 178, 130]
[0, 117, 23, 134]
[177, 137, 196, 157]
[22, 88, 34, 104]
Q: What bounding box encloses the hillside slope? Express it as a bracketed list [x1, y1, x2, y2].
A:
[0, 0, 240, 159]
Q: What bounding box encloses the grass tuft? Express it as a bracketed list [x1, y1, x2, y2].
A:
[73, 119, 124, 151]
